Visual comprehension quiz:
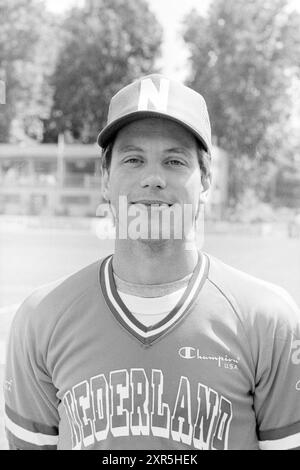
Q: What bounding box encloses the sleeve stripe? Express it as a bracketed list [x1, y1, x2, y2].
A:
[259, 421, 300, 441]
[259, 432, 300, 450]
[5, 404, 58, 436]
[6, 429, 57, 450]
[5, 414, 59, 447]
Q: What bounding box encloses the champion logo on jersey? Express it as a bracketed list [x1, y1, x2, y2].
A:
[99, 253, 209, 346]
[178, 347, 240, 370]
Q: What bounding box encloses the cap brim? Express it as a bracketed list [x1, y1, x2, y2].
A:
[97, 111, 210, 154]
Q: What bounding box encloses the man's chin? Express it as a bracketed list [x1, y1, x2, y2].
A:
[129, 222, 184, 241]
[137, 237, 170, 247]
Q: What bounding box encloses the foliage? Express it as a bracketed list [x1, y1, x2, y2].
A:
[0, 0, 58, 142]
[43, 0, 163, 143]
[182, 0, 300, 203]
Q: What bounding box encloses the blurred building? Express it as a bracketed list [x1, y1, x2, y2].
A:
[0, 143, 102, 216]
[275, 161, 300, 208]
[0, 143, 229, 217]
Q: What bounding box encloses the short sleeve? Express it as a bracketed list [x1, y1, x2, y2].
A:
[4, 298, 59, 450]
[254, 292, 300, 450]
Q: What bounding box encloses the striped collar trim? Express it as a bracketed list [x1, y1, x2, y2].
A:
[99, 252, 209, 345]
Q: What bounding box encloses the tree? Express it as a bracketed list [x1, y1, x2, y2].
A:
[182, 0, 300, 204]
[43, 0, 163, 143]
[0, 0, 58, 142]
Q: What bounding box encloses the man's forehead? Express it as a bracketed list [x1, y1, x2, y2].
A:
[114, 117, 198, 149]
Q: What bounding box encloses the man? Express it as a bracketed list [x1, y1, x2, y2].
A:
[4, 74, 300, 450]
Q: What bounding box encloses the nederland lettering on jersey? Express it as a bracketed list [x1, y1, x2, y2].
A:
[6, 365, 300, 450]
[62, 368, 233, 450]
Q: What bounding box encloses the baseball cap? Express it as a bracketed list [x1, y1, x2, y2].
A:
[97, 74, 212, 155]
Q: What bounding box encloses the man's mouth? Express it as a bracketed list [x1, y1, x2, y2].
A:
[130, 200, 173, 207]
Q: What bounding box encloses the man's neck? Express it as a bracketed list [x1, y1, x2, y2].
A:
[112, 239, 199, 285]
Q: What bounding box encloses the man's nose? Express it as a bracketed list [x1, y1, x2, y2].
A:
[140, 168, 166, 189]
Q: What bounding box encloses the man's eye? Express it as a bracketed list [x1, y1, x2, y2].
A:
[166, 159, 185, 166]
[124, 157, 142, 164]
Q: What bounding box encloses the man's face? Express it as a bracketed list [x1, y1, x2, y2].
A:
[103, 117, 206, 242]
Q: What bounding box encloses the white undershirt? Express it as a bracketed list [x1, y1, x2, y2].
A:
[114, 273, 192, 327]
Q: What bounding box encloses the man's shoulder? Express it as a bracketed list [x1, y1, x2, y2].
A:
[205, 253, 300, 333]
[11, 257, 109, 334]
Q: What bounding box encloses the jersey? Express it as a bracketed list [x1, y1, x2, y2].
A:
[4, 252, 300, 450]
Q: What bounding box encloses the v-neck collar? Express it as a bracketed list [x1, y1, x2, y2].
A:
[99, 252, 209, 346]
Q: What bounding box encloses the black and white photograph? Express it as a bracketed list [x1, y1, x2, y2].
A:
[0, 0, 300, 452]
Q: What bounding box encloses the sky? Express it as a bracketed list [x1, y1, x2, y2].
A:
[145, 0, 211, 79]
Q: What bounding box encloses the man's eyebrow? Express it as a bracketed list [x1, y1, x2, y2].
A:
[117, 145, 145, 153]
[163, 147, 191, 155]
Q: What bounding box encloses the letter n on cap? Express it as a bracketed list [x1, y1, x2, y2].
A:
[138, 78, 169, 112]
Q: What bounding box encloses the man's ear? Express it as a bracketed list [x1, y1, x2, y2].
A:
[199, 175, 211, 204]
[102, 170, 110, 202]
